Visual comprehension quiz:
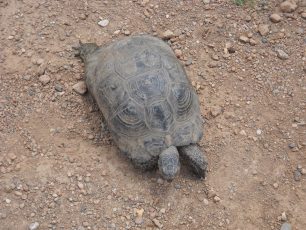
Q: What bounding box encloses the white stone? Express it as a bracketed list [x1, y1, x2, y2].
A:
[98, 19, 109, 27]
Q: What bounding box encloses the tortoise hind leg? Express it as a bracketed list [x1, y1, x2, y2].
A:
[158, 146, 180, 181]
[131, 155, 158, 171]
[178, 144, 208, 178]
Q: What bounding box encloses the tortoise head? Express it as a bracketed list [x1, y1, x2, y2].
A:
[73, 41, 99, 62]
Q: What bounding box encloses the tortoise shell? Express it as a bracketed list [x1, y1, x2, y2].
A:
[84, 35, 203, 168]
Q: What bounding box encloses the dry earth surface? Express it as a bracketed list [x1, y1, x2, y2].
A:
[0, 0, 306, 229]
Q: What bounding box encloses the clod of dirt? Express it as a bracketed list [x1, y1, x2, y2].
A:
[161, 30, 175, 40]
[39, 75, 51, 85]
[258, 24, 270, 36]
[280, 0, 297, 13]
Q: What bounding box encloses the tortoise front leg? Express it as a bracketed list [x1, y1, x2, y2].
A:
[178, 144, 207, 178]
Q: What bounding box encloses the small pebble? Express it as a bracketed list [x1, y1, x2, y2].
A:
[239, 35, 249, 43]
[280, 222, 292, 230]
[8, 152, 17, 160]
[294, 170, 301, 181]
[281, 212, 287, 221]
[113, 30, 121, 35]
[245, 15, 252, 22]
[240, 130, 247, 136]
[23, 75, 31, 81]
[297, 165, 302, 170]
[288, 143, 296, 149]
[161, 30, 174, 39]
[185, 58, 193, 66]
[208, 61, 219, 68]
[276, 49, 289, 60]
[256, 129, 262, 135]
[270, 14, 282, 23]
[157, 178, 164, 184]
[210, 106, 222, 117]
[79, 14, 87, 20]
[0, 212, 7, 219]
[152, 218, 162, 228]
[36, 58, 44, 65]
[72, 81, 87, 95]
[39, 75, 51, 85]
[29, 222, 39, 230]
[211, 54, 219, 61]
[174, 49, 182, 58]
[98, 19, 109, 27]
[124, 30, 131, 36]
[174, 184, 181, 189]
[134, 208, 144, 225]
[258, 24, 269, 36]
[54, 83, 64, 92]
[213, 196, 221, 202]
[77, 182, 84, 189]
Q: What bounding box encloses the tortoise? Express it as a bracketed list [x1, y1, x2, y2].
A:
[75, 35, 207, 180]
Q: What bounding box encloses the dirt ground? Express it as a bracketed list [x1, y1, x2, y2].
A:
[0, 0, 306, 229]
